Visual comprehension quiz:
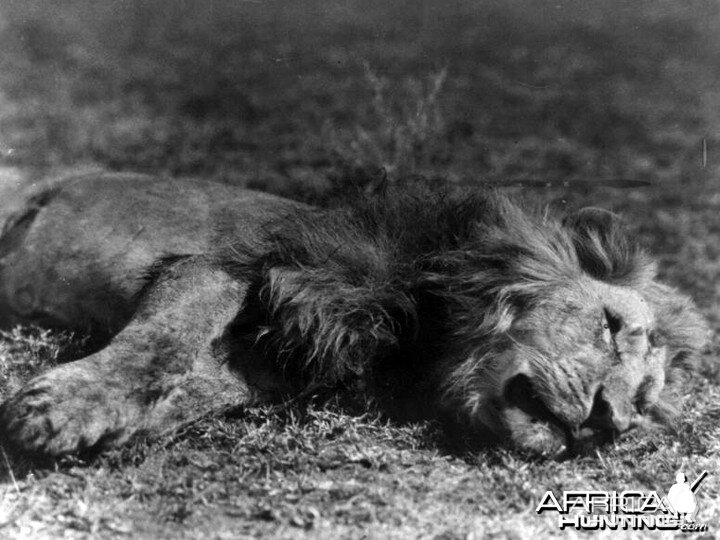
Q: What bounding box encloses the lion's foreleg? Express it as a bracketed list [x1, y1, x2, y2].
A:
[0, 260, 250, 456]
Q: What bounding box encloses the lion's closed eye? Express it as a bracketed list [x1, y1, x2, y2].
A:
[601, 317, 612, 346]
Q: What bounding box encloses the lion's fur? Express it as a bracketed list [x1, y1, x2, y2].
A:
[0, 174, 709, 456]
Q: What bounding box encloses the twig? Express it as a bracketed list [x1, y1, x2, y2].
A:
[0, 446, 19, 495]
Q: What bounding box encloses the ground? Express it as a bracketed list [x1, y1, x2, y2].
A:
[0, 1, 719, 538]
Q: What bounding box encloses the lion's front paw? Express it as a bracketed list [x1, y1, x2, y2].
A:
[0, 368, 138, 456]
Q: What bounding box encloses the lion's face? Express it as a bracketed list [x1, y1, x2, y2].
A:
[455, 276, 670, 455]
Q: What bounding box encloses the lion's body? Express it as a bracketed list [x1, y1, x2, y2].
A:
[0, 173, 708, 457]
[0, 173, 300, 338]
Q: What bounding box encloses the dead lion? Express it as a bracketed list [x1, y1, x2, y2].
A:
[0, 172, 708, 457]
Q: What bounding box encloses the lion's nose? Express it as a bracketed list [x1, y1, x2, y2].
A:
[581, 386, 631, 433]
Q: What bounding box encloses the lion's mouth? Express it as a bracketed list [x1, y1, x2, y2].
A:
[503, 374, 633, 456]
[503, 374, 578, 454]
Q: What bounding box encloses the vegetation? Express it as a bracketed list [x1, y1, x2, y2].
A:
[0, 0, 718, 537]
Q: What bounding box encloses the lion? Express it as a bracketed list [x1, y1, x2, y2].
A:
[0, 172, 708, 457]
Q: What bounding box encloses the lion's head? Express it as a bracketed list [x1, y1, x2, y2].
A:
[224, 188, 708, 456]
[425, 202, 708, 455]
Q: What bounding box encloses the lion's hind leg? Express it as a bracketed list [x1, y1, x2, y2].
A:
[0, 259, 252, 456]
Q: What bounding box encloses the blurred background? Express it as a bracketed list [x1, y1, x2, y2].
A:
[0, 0, 718, 192]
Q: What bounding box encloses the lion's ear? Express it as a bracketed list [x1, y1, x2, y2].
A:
[562, 206, 623, 241]
[562, 207, 654, 285]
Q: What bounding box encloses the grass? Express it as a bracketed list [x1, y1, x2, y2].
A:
[0, 0, 719, 537]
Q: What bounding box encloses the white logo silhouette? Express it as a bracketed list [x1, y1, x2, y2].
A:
[666, 470, 707, 523]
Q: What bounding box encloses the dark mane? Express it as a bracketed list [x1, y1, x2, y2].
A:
[217, 186, 655, 389]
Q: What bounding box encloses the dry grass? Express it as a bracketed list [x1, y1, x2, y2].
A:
[0, 0, 719, 537]
[324, 65, 448, 182]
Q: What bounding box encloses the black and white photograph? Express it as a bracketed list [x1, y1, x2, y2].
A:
[0, 0, 718, 537]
